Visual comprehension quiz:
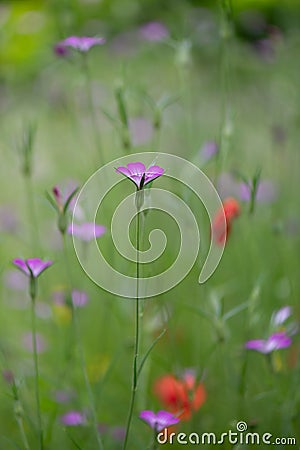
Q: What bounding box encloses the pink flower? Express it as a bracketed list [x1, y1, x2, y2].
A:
[13, 258, 53, 279]
[139, 22, 169, 42]
[68, 223, 106, 241]
[71, 290, 89, 308]
[55, 36, 105, 54]
[245, 332, 292, 354]
[139, 410, 180, 432]
[60, 410, 86, 426]
[116, 162, 164, 190]
[22, 332, 48, 354]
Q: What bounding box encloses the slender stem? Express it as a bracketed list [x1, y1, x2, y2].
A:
[123, 209, 141, 450]
[30, 289, 44, 450]
[62, 234, 104, 450]
[152, 428, 159, 450]
[81, 54, 103, 166]
[25, 175, 41, 253]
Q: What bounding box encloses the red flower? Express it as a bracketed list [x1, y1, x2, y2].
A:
[212, 197, 240, 245]
[153, 372, 206, 421]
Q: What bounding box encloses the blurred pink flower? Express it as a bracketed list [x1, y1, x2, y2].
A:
[22, 332, 48, 354]
[0, 205, 19, 233]
[3, 270, 27, 291]
[68, 223, 106, 241]
[71, 290, 89, 308]
[55, 36, 105, 55]
[60, 410, 86, 426]
[139, 22, 169, 41]
[245, 331, 292, 354]
[129, 117, 154, 146]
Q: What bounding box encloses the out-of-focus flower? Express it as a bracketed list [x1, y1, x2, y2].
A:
[239, 180, 277, 203]
[60, 410, 86, 426]
[139, 22, 169, 42]
[116, 162, 164, 190]
[139, 410, 180, 432]
[71, 290, 89, 308]
[67, 223, 106, 241]
[47, 183, 79, 235]
[0, 205, 19, 233]
[13, 258, 53, 279]
[200, 141, 219, 162]
[3, 270, 27, 291]
[272, 306, 292, 326]
[129, 117, 154, 147]
[2, 369, 15, 385]
[22, 332, 48, 354]
[55, 36, 105, 55]
[245, 331, 292, 354]
[212, 197, 240, 245]
[217, 173, 277, 204]
[154, 372, 206, 421]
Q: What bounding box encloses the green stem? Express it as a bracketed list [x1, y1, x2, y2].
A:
[62, 235, 104, 450]
[30, 288, 44, 450]
[25, 175, 41, 253]
[81, 54, 103, 166]
[152, 428, 158, 450]
[123, 209, 141, 450]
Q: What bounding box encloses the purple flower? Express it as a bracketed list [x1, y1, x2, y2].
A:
[139, 21, 169, 42]
[128, 117, 154, 147]
[245, 332, 292, 354]
[71, 290, 89, 308]
[60, 410, 86, 426]
[4, 270, 27, 291]
[68, 223, 106, 241]
[13, 258, 53, 279]
[139, 410, 180, 432]
[272, 306, 292, 326]
[116, 162, 164, 190]
[200, 141, 219, 162]
[239, 180, 277, 203]
[22, 332, 48, 354]
[55, 36, 105, 54]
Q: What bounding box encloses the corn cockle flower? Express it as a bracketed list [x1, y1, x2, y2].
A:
[47, 185, 79, 235]
[13, 258, 53, 279]
[71, 290, 89, 308]
[139, 410, 180, 432]
[116, 162, 164, 190]
[55, 36, 105, 55]
[245, 331, 292, 354]
[67, 223, 106, 241]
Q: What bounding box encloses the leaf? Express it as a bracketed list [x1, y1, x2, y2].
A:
[137, 329, 166, 379]
[63, 187, 79, 214]
[223, 301, 249, 322]
[45, 191, 58, 212]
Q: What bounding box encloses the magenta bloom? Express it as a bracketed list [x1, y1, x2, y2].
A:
[139, 410, 180, 432]
[60, 410, 86, 426]
[71, 290, 89, 308]
[68, 223, 106, 241]
[55, 36, 105, 54]
[13, 258, 53, 279]
[139, 22, 169, 41]
[245, 332, 292, 354]
[116, 162, 164, 190]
